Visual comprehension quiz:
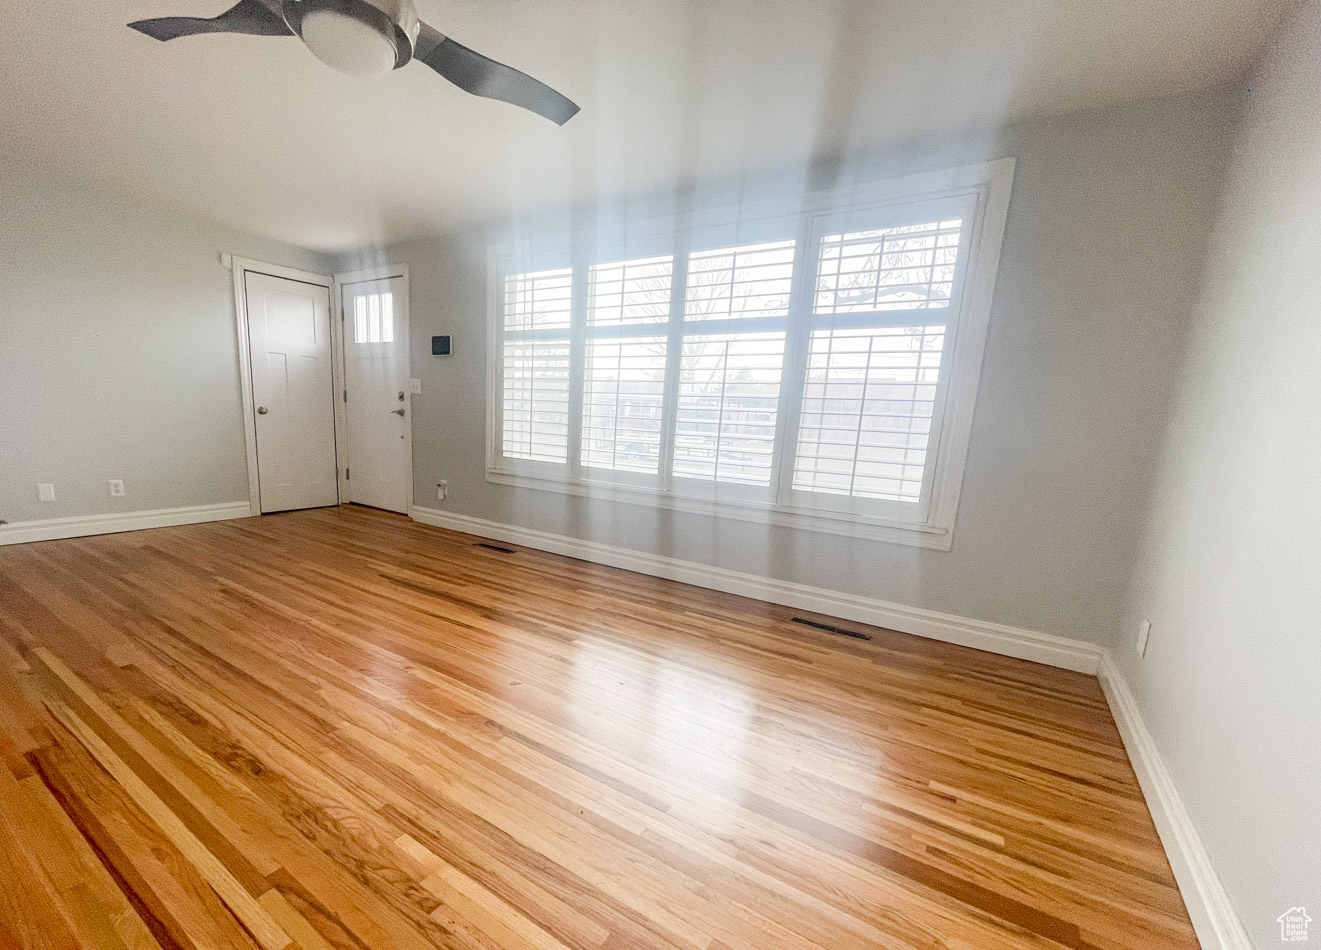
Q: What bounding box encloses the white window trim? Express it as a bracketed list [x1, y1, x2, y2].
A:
[484, 158, 1015, 551]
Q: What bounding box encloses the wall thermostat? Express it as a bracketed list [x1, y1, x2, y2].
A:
[431, 335, 452, 356]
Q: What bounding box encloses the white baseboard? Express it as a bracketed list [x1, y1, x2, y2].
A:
[409, 506, 1104, 674]
[0, 502, 253, 546]
[1099, 653, 1250, 950]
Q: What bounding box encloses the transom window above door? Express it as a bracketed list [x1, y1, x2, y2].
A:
[486, 160, 1014, 548]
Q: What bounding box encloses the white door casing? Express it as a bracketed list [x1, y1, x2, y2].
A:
[243, 271, 339, 513]
[340, 271, 412, 514]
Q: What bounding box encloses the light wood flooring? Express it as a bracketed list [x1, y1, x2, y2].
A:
[0, 505, 1197, 950]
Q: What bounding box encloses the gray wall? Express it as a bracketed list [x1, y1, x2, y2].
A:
[0, 171, 335, 525]
[362, 88, 1236, 645]
[1115, 3, 1321, 944]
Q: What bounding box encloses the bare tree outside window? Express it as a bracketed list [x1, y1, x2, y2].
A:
[794, 220, 961, 501]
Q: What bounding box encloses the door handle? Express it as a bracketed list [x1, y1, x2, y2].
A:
[391, 408, 406, 416]
[256, 406, 268, 415]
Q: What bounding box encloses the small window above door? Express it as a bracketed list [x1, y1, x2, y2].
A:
[353, 292, 395, 344]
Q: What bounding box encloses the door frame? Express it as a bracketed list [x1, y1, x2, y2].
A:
[229, 256, 341, 517]
[333, 264, 413, 514]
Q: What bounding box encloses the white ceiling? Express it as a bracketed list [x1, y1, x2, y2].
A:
[0, 0, 1294, 251]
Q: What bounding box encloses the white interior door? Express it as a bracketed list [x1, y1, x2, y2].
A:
[343, 276, 411, 514]
[244, 271, 339, 513]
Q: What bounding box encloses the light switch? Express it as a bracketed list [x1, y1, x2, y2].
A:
[410, 378, 422, 394]
[37, 483, 55, 502]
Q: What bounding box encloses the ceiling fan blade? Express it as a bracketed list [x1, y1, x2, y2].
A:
[413, 26, 579, 126]
[128, 0, 293, 41]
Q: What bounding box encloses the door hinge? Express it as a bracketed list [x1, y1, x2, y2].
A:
[345, 468, 350, 480]
[343, 390, 348, 402]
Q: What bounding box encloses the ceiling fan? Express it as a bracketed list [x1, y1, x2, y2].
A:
[128, 0, 580, 125]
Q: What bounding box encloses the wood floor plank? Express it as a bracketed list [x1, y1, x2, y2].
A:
[13, 769, 163, 950]
[41, 699, 293, 950]
[30, 741, 261, 950]
[0, 763, 88, 950]
[0, 506, 1198, 949]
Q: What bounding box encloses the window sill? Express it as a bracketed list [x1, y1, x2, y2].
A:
[485, 469, 955, 550]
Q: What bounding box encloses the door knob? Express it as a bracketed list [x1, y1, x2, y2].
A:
[256, 406, 268, 415]
[391, 408, 406, 416]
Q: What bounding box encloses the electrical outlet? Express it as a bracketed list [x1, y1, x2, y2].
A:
[37, 483, 55, 502]
[1135, 619, 1152, 658]
[410, 378, 422, 394]
[436, 481, 448, 501]
[108, 479, 125, 497]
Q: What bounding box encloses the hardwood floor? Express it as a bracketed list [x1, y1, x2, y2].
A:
[0, 505, 1197, 950]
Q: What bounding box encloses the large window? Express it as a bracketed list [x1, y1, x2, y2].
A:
[486, 161, 1013, 548]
